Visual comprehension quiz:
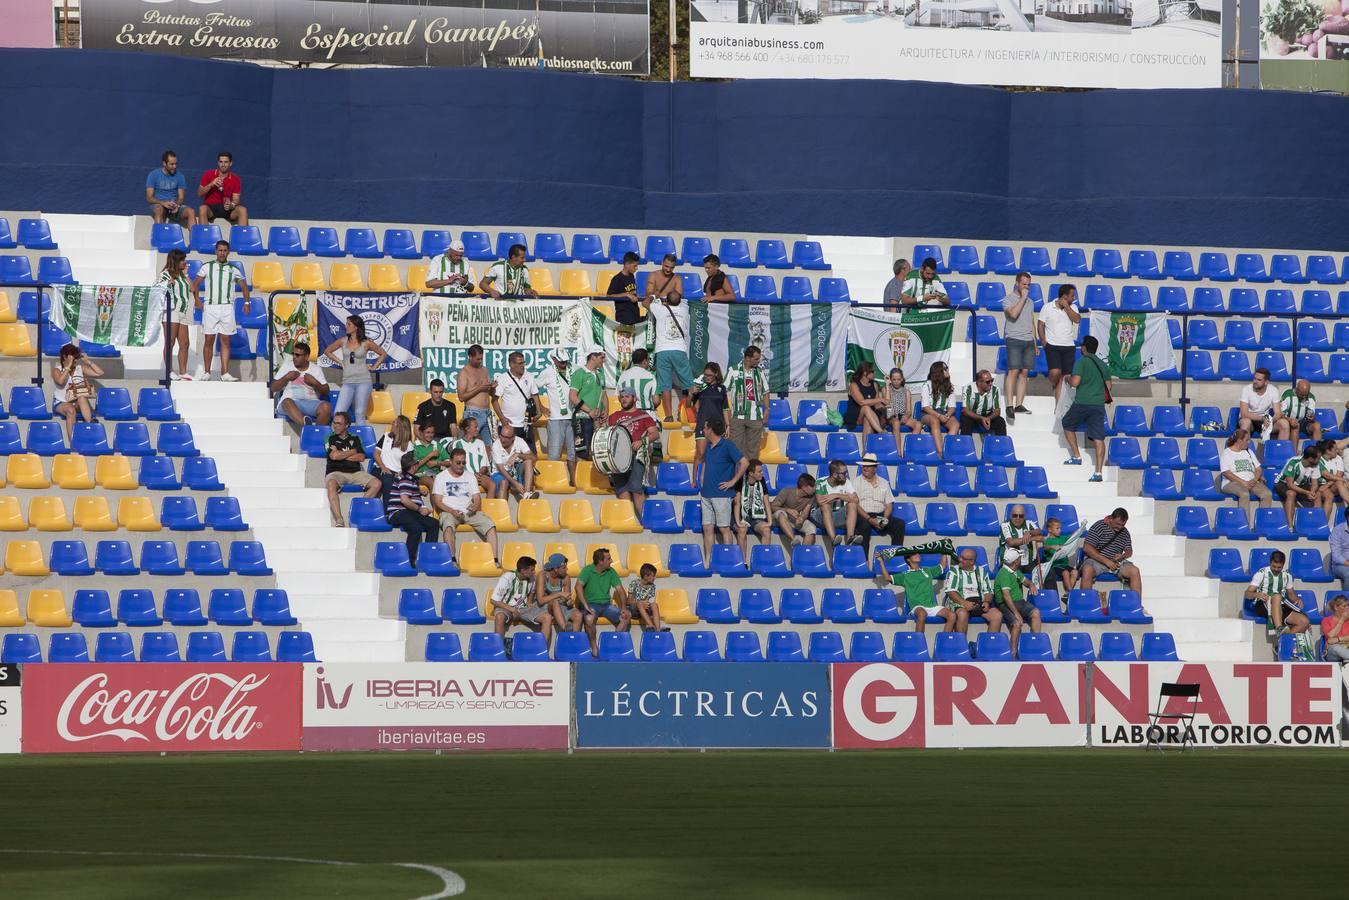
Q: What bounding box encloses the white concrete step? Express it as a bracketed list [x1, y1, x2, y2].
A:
[59, 248, 157, 270]
[211, 453, 304, 474]
[252, 527, 354, 551]
[1153, 617, 1251, 642]
[314, 638, 407, 662]
[195, 433, 291, 455]
[1126, 555, 1187, 578]
[46, 213, 135, 235]
[1144, 595, 1220, 618]
[231, 487, 327, 510]
[267, 548, 360, 572]
[182, 418, 285, 439]
[286, 593, 381, 619]
[184, 401, 283, 420]
[1175, 640, 1256, 662]
[277, 572, 379, 596]
[172, 381, 267, 401]
[247, 507, 330, 528]
[48, 231, 132, 251]
[302, 618, 404, 642]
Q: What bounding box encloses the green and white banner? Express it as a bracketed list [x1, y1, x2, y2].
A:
[587, 306, 652, 389]
[1089, 311, 1176, 379]
[846, 308, 955, 385]
[268, 293, 313, 371]
[688, 302, 848, 392]
[48, 283, 164, 347]
[421, 297, 586, 391]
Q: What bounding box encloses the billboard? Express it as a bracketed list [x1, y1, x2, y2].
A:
[302, 663, 570, 751]
[689, 0, 1222, 89]
[0, 665, 19, 755]
[576, 663, 831, 748]
[82, 0, 650, 74]
[21, 664, 302, 753]
[1259, 0, 1349, 91]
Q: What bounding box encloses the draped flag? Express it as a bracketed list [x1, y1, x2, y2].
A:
[586, 304, 653, 389]
[269, 293, 312, 371]
[688, 302, 848, 392]
[1088, 310, 1176, 379]
[847, 308, 955, 385]
[49, 284, 163, 347]
[317, 291, 420, 372]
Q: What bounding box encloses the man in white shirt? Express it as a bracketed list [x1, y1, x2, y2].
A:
[853, 455, 905, 554]
[450, 415, 493, 495]
[431, 447, 499, 559]
[1037, 284, 1081, 402]
[490, 422, 537, 501]
[900, 257, 948, 308]
[424, 239, 476, 296]
[491, 351, 541, 453]
[618, 348, 659, 414]
[478, 243, 537, 299]
[535, 349, 576, 483]
[811, 460, 860, 546]
[643, 284, 693, 423]
[269, 341, 331, 425]
[190, 239, 249, 381]
[1238, 367, 1277, 438]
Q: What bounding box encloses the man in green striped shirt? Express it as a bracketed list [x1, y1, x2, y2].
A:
[478, 243, 537, 299]
[942, 548, 1001, 635]
[725, 345, 769, 460]
[1244, 550, 1308, 634]
[618, 349, 659, 414]
[424, 239, 476, 296]
[959, 370, 1006, 436]
[1273, 379, 1322, 442]
[190, 239, 249, 382]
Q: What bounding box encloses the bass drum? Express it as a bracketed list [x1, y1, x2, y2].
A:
[591, 425, 634, 475]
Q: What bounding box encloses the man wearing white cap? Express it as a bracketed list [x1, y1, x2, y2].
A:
[425, 239, 476, 295]
[853, 454, 905, 554]
[535, 348, 577, 485]
[993, 548, 1041, 652]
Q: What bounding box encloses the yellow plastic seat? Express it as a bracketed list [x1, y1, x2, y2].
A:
[52, 453, 94, 489]
[535, 460, 576, 495]
[95, 455, 138, 490]
[0, 590, 22, 627]
[517, 498, 560, 533]
[73, 496, 116, 531]
[605, 395, 622, 415]
[0, 497, 25, 531]
[26, 589, 71, 627]
[399, 391, 430, 421]
[29, 496, 72, 532]
[530, 268, 557, 296]
[479, 498, 518, 534]
[759, 431, 791, 464]
[458, 541, 501, 577]
[542, 542, 580, 577]
[584, 543, 629, 577]
[559, 498, 601, 533]
[627, 543, 670, 578]
[657, 588, 699, 624]
[666, 431, 696, 463]
[367, 390, 395, 426]
[558, 270, 594, 296]
[407, 265, 429, 293]
[579, 461, 612, 496]
[118, 496, 161, 532]
[594, 270, 618, 295]
[329, 263, 366, 291]
[251, 261, 290, 292]
[7, 453, 50, 489]
[290, 262, 327, 291]
[600, 499, 643, 534]
[368, 264, 405, 292]
[5, 540, 49, 576]
[0, 322, 36, 357]
[0, 290, 14, 324]
[500, 541, 537, 574]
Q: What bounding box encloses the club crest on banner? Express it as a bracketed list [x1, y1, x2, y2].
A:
[877, 327, 919, 379]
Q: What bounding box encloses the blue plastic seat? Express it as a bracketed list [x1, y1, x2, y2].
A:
[163, 589, 207, 626]
[892, 632, 931, 662]
[264, 225, 303, 256]
[959, 502, 999, 538]
[1232, 253, 1271, 282]
[1012, 246, 1050, 275]
[1250, 507, 1293, 541]
[183, 633, 226, 665]
[827, 545, 868, 580]
[821, 588, 863, 624]
[976, 245, 1013, 275]
[895, 463, 935, 499]
[108, 423, 151, 458]
[155, 422, 198, 457]
[73, 589, 117, 627]
[136, 540, 183, 576]
[1220, 320, 1257, 351]
[1119, 286, 1152, 310]
[748, 239, 788, 270]
[1014, 466, 1056, 499]
[204, 588, 250, 626]
[1160, 251, 1198, 280]
[1255, 351, 1291, 383]
[94, 631, 136, 663]
[629, 630, 673, 662]
[150, 223, 187, 252]
[1, 633, 42, 663]
[968, 314, 1003, 347]
[198, 496, 244, 532]
[763, 632, 804, 662]
[70, 422, 110, 457]
[975, 632, 1013, 661]
[1266, 254, 1306, 284]
[933, 632, 974, 662]
[1155, 286, 1189, 313]
[90, 539, 136, 576]
[469, 633, 508, 662]
[1145, 437, 1183, 469]
[425, 632, 465, 662]
[181, 457, 223, 491]
[975, 282, 1006, 310]
[35, 256, 71, 285]
[708, 544, 749, 578]
[229, 631, 272, 662]
[189, 224, 222, 254]
[861, 434, 900, 466]
[680, 500, 704, 534]
[713, 631, 761, 663]
[655, 463, 695, 496]
[1301, 255, 1340, 285]
[1136, 632, 1178, 662]
[678, 236, 711, 266]
[948, 245, 985, 274]
[1295, 353, 1329, 385]
[276, 632, 317, 663]
[305, 227, 342, 257]
[590, 631, 634, 663]
[185, 540, 228, 576]
[442, 589, 486, 625]
[1066, 589, 1109, 623]
[137, 387, 178, 421]
[745, 544, 788, 579]
[399, 588, 443, 625]
[934, 464, 973, 499]
[1057, 632, 1096, 661]
[638, 499, 680, 535]
[669, 544, 709, 578]
[48, 633, 90, 663]
[1107, 437, 1144, 469]
[132, 456, 178, 491]
[779, 588, 823, 623]
[1294, 508, 1331, 540]
[791, 240, 829, 270]
[1098, 632, 1137, 661]
[375, 542, 416, 577]
[1110, 405, 1148, 437]
[1216, 351, 1252, 382]
[1215, 507, 1255, 540]
[1207, 548, 1248, 582]
[920, 502, 962, 537]
[1173, 506, 1215, 539]
[718, 238, 754, 269]
[9, 386, 47, 419]
[446, 230, 487, 261]
[945, 281, 974, 309]
[26, 421, 65, 456]
[941, 434, 978, 467]
[788, 545, 830, 580]
[116, 589, 162, 626]
[1032, 590, 1070, 625]
[973, 437, 1016, 470]
[912, 244, 945, 271]
[679, 630, 720, 662]
[1291, 549, 1332, 583]
[221, 224, 263, 256]
[785, 432, 824, 464]
[1109, 590, 1152, 625]
[1091, 249, 1127, 278]
[825, 431, 861, 463]
[1140, 467, 1181, 500]
[415, 542, 459, 577]
[556, 233, 599, 265]
[90, 387, 133, 423]
[857, 589, 901, 624]
[227, 541, 271, 576]
[739, 589, 781, 624]
[694, 588, 737, 624]
[1195, 252, 1233, 281]
[500, 631, 546, 662]
[818, 278, 851, 303]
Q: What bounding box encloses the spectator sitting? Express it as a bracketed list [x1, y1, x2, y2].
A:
[644, 255, 692, 423]
[374, 415, 413, 495]
[606, 251, 643, 325]
[607, 386, 661, 516]
[457, 344, 494, 435]
[1061, 334, 1110, 483]
[190, 239, 249, 382]
[535, 349, 577, 486]
[960, 369, 1007, 436]
[51, 343, 102, 441]
[901, 256, 948, 307]
[618, 348, 659, 416]
[700, 418, 749, 562]
[146, 149, 195, 228]
[425, 239, 475, 295]
[479, 243, 537, 299]
[431, 446, 500, 565]
[1245, 549, 1308, 635]
[322, 315, 386, 427]
[490, 422, 538, 501]
[271, 341, 331, 426]
[884, 368, 920, 456]
[384, 451, 438, 566]
[702, 254, 736, 303]
[1317, 439, 1349, 508]
[1002, 272, 1036, 424]
[1278, 445, 1329, 529]
[1219, 429, 1272, 517]
[844, 361, 887, 435]
[689, 362, 728, 490]
[772, 472, 818, 548]
[882, 258, 911, 312]
[877, 551, 953, 634]
[813, 460, 860, 547]
[324, 411, 381, 528]
[412, 419, 449, 492]
[725, 345, 770, 461]
[919, 360, 959, 456]
[1079, 507, 1141, 596]
[993, 549, 1042, 651]
[1237, 368, 1277, 438]
[1332, 514, 1349, 593]
[569, 350, 608, 463]
[416, 378, 458, 440]
[997, 505, 1042, 578]
[451, 415, 494, 495]
[576, 548, 631, 655]
[1037, 284, 1080, 403]
[853, 454, 905, 554]
[537, 553, 581, 641]
[492, 555, 553, 654]
[1039, 516, 1077, 595]
[734, 459, 773, 558]
[491, 350, 542, 454]
[1320, 595, 1349, 662]
[942, 548, 1001, 635]
[625, 563, 667, 632]
[1273, 379, 1321, 442]
[196, 150, 247, 226]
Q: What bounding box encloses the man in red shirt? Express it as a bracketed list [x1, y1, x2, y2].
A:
[197, 151, 248, 226]
[607, 386, 660, 516]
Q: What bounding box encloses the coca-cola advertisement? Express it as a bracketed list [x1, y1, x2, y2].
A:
[22, 664, 302, 754]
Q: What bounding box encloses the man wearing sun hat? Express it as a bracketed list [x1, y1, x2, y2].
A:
[425, 239, 476, 295]
[854, 454, 906, 554]
[993, 548, 1041, 651]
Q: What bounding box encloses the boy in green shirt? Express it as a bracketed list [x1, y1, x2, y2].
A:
[993, 549, 1041, 651]
[876, 552, 953, 633]
[1040, 517, 1078, 596]
[412, 420, 448, 489]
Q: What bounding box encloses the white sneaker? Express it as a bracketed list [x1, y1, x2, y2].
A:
[170, 371, 182, 381]
[220, 373, 238, 382]
[194, 368, 208, 381]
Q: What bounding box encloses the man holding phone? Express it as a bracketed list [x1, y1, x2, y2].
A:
[198, 151, 248, 226]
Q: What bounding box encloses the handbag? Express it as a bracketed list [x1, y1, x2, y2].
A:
[506, 371, 538, 423]
[1089, 357, 1113, 405]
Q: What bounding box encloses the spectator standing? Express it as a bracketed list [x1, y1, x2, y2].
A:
[607, 386, 660, 516]
[993, 550, 1042, 650]
[726, 346, 769, 461]
[1320, 595, 1349, 662]
[536, 350, 576, 484]
[1237, 368, 1277, 437]
[853, 455, 905, 553]
[479, 243, 537, 299]
[1277, 445, 1329, 528]
[146, 150, 195, 227]
[1273, 379, 1322, 442]
[158, 249, 193, 380]
[772, 472, 818, 547]
[1244, 550, 1308, 634]
[384, 451, 438, 566]
[575, 548, 632, 655]
[901, 257, 948, 307]
[689, 362, 728, 490]
[323, 315, 387, 427]
[813, 460, 860, 547]
[51, 343, 102, 441]
[457, 344, 493, 434]
[942, 549, 1001, 635]
[324, 411, 381, 528]
[1037, 284, 1080, 403]
[699, 419, 749, 562]
[606, 251, 643, 325]
[960, 369, 1007, 436]
[882, 259, 911, 312]
[1061, 335, 1110, 483]
[491, 556, 550, 653]
[450, 415, 493, 495]
[191, 239, 249, 382]
[431, 447, 500, 565]
[1218, 430, 1272, 516]
[997, 505, 1042, 577]
[844, 362, 887, 435]
[374, 415, 414, 495]
[619, 348, 659, 416]
[703, 254, 736, 303]
[919, 361, 959, 455]
[415, 379, 458, 440]
[646, 253, 682, 308]
[197, 151, 247, 226]
[733, 459, 773, 559]
[884, 368, 920, 456]
[878, 551, 953, 633]
[1079, 507, 1141, 596]
[625, 563, 666, 632]
[1330, 516, 1349, 592]
[644, 279, 693, 424]
[1002, 272, 1037, 423]
[491, 351, 541, 453]
[424, 240, 475, 296]
[490, 422, 537, 501]
[537, 554, 580, 640]
[271, 341, 331, 426]
[568, 350, 607, 462]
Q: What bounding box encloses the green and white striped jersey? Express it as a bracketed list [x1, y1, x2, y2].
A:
[618, 365, 658, 412]
[963, 383, 1001, 417]
[726, 363, 768, 420]
[196, 260, 239, 305]
[1280, 389, 1316, 421]
[943, 565, 991, 599]
[1279, 458, 1320, 490]
[483, 260, 531, 296]
[158, 269, 191, 315]
[1248, 566, 1293, 597]
[427, 255, 475, 295]
[451, 437, 491, 475]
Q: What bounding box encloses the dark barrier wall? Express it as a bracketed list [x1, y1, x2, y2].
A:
[2, 49, 1347, 250]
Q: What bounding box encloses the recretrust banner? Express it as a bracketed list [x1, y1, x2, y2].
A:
[49, 284, 164, 347]
[1088, 310, 1176, 379]
[687, 302, 847, 392]
[847, 307, 954, 386]
[316, 291, 420, 372]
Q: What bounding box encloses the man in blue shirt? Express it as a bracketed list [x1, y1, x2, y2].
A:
[700, 418, 748, 563]
[145, 150, 194, 227]
[1331, 515, 1349, 592]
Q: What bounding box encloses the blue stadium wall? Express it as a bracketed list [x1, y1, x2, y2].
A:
[2, 48, 1346, 251]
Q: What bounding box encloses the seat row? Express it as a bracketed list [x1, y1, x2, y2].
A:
[0, 494, 245, 532]
[0, 421, 200, 457]
[1, 386, 178, 422]
[1144, 467, 1306, 503]
[0, 218, 58, 250]
[3, 538, 271, 577]
[427, 629, 1181, 663]
[0, 254, 72, 286]
[915, 243, 1344, 285]
[1, 587, 295, 628]
[1100, 405, 1336, 439]
[1207, 547, 1333, 583]
[0, 630, 315, 664]
[1245, 592, 1344, 626]
[2, 453, 222, 491]
[959, 281, 1349, 314]
[1110, 436, 1304, 472]
[1171, 348, 1349, 384]
[1174, 505, 1329, 541]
